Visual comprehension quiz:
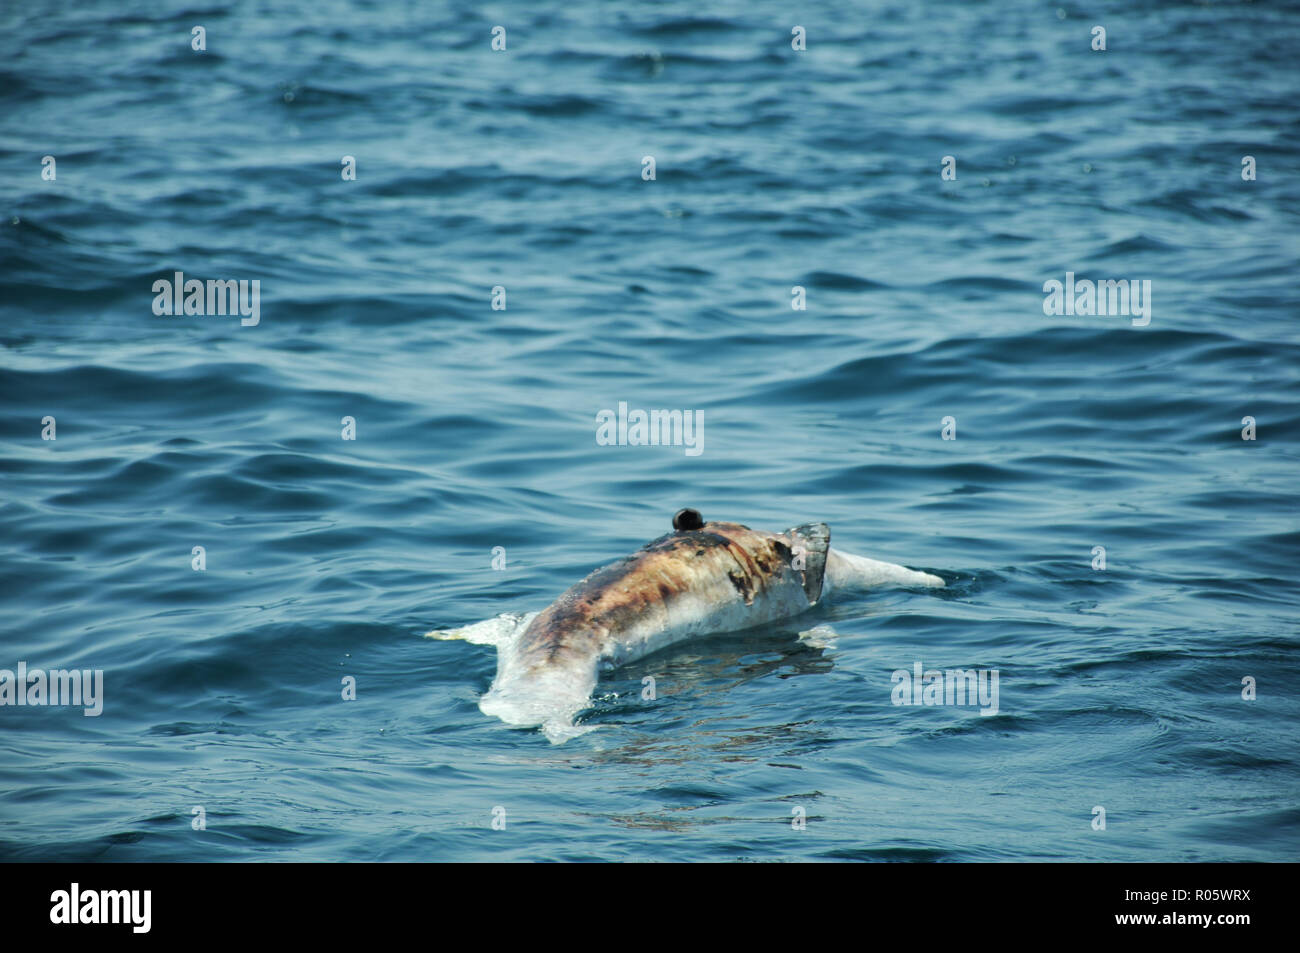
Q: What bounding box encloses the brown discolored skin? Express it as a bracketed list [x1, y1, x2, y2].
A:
[509, 521, 821, 675]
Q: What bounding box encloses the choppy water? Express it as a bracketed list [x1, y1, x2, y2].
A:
[1, 0, 1298, 861]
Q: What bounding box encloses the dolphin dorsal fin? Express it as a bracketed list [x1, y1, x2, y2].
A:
[783, 522, 830, 605]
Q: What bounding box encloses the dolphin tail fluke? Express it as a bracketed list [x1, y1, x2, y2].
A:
[824, 548, 944, 590]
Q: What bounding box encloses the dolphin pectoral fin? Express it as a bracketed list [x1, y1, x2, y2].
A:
[422, 611, 538, 647]
[783, 521, 831, 605]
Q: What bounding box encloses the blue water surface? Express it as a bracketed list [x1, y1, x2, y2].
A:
[1, 0, 1298, 861]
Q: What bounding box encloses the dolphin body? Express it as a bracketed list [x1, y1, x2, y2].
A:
[427, 509, 943, 741]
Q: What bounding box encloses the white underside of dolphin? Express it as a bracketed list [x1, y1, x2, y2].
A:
[425, 514, 943, 743]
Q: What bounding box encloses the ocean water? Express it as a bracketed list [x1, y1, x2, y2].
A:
[1, 0, 1297, 862]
